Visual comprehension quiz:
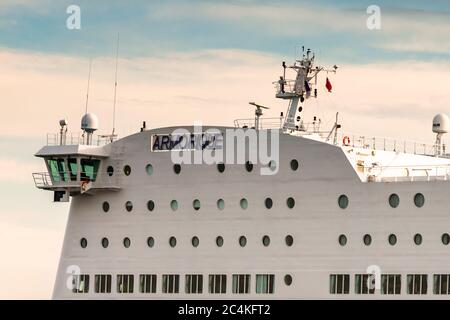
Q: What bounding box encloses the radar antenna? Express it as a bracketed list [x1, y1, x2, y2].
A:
[249, 102, 269, 130]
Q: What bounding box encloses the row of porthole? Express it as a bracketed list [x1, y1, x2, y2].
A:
[80, 235, 295, 249]
[102, 197, 297, 213]
[107, 159, 300, 177]
[338, 233, 450, 246]
[337, 193, 426, 209]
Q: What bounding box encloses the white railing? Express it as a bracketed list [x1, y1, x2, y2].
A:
[234, 117, 283, 130]
[335, 132, 444, 157]
[362, 165, 450, 182]
[32, 171, 121, 190]
[46, 132, 116, 146]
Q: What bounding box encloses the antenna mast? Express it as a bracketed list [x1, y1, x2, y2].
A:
[111, 33, 119, 140]
[85, 59, 92, 114]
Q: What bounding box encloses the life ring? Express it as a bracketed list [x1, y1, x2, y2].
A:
[81, 180, 89, 192]
[343, 136, 351, 146]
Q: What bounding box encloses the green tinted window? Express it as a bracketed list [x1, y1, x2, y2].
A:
[80, 159, 100, 181]
[47, 158, 68, 182]
[68, 158, 78, 181]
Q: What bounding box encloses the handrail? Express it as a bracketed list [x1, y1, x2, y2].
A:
[32, 171, 120, 189]
[46, 132, 116, 146]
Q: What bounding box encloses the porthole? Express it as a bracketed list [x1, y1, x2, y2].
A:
[217, 163, 225, 173]
[217, 199, 225, 210]
[338, 234, 347, 246]
[125, 201, 133, 212]
[262, 235, 270, 247]
[265, 198, 273, 209]
[147, 237, 155, 248]
[285, 235, 294, 247]
[169, 236, 177, 248]
[388, 234, 397, 246]
[80, 238, 87, 248]
[193, 199, 201, 211]
[145, 164, 153, 176]
[245, 161, 253, 172]
[101, 237, 109, 248]
[123, 165, 131, 176]
[240, 198, 248, 210]
[191, 236, 199, 247]
[414, 193, 425, 208]
[286, 197, 295, 209]
[338, 194, 349, 209]
[239, 236, 247, 247]
[414, 233, 422, 245]
[363, 234, 372, 246]
[107, 166, 114, 177]
[123, 237, 131, 248]
[102, 201, 110, 213]
[173, 164, 181, 175]
[290, 159, 299, 171]
[442, 233, 450, 245]
[216, 236, 224, 247]
[170, 200, 178, 211]
[268, 160, 277, 172]
[284, 274, 293, 286]
[388, 193, 400, 208]
[147, 200, 155, 212]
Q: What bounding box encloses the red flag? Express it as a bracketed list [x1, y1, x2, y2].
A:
[326, 77, 332, 92]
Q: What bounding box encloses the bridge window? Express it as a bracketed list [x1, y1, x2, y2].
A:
[68, 158, 77, 181]
[407, 274, 427, 295]
[232, 274, 251, 294]
[256, 274, 274, 294]
[162, 274, 180, 293]
[47, 158, 68, 182]
[80, 159, 100, 181]
[209, 274, 227, 294]
[186, 274, 203, 294]
[117, 274, 134, 293]
[329, 274, 350, 294]
[95, 274, 112, 293]
[140, 274, 157, 293]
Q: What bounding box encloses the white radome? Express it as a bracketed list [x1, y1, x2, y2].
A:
[81, 113, 99, 133]
[432, 113, 450, 134]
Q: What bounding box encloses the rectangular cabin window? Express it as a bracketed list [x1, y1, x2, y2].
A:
[185, 274, 203, 294]
[232, 274, 251, 294]
[355, 274, 375, 294]
[381, 274, 401, 295]
[162, 274, 179, 293]
[80, 159, 100, 182]
[117, 274, 134, 293]
[140, 274, 157, 293]
[68, 157, 78, 181]
[72, 274, 89, 293]
[209, 274, 226, 294]
[256, 274, 275, 294]
[434, 274, 450, 294]
[329, 274, 350, 294]
[95, 274, 112, 293]
[47, 158, 68, 182]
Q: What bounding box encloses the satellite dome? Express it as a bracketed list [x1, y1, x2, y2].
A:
[432, 113, 450, 134]
[81, 113, 99, 133]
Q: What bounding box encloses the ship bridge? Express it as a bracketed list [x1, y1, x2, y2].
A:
[32, 115, 120, 202]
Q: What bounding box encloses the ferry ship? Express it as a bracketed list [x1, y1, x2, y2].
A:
[33, 49, 450, 299]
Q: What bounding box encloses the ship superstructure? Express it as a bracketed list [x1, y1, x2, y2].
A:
[33, 49, 450, 299]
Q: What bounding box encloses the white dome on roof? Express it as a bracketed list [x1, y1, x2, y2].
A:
[81, 113, 99, 133]
[432, 113, 450, 134]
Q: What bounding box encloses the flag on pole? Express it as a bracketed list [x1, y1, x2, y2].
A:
[325, 77, 332, 92]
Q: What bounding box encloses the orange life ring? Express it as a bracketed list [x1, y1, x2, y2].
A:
[343, 136, 351, 146]
[81, 180, 89, 192]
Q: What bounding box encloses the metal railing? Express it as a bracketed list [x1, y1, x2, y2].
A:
[32, 171, 120, 190]
[46, 132, 116, 146]
[362, 165, 450, 182]
[233, 117, 283, 130]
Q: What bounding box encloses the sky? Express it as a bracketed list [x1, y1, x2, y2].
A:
[0, 0, 450, 299]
